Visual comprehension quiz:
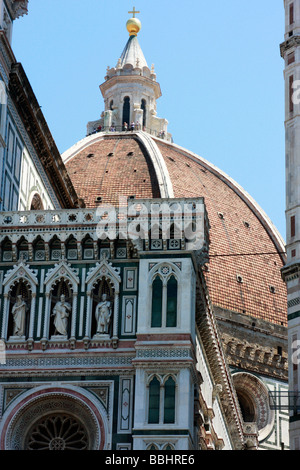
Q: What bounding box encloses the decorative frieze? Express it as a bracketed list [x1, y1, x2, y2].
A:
[0, 353, 133, 374]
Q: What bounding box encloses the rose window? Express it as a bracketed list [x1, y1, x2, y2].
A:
[25, 414, 89, 450]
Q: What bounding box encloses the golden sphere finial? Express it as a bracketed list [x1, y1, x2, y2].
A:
[127, 7, 141, 36]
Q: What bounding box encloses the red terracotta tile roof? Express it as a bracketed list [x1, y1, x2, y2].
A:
[65, 133, 287, 326]
[65, 136, 160, 207]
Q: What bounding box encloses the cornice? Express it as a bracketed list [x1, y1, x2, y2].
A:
[100, 74, 162, 99]
[280, 35, 300, 57]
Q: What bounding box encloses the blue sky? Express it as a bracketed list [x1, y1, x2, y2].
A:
[12, 0, 286, 240]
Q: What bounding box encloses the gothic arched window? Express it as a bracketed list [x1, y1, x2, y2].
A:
[141, 99, 147, 128]
[163, 444, 175, 450]
[166, 276, 178, 327]
[82, 236, 94, 260]
[122, 96, 130, 127]
[66, 236, 78, 260]
[148, 375, 177, 425]
[49, 237, 61, 261]
[151, 276, 163, 327]
[1, 237, 12, 262]
[148, 376, 160, 424]
[17, 238, 29, 262]
[147, 444, 158, 451]
[33, 237, 46, 262]
[151, 273, 178, 328]
[164, 377, 176, 424]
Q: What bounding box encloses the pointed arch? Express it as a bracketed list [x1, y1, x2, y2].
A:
[85, 259, 121, 342]
[16, 237, 29, 262]
[149, 262, 181, 329]
[141, 98, 147, 128]
[82, 234, 95, 260]
[49, 235, 62, 261]
[151, 275, 163, 327]
[29, 193, 44, 211]
[122, 96, 130, 127]
[163, 376, 176, 424]
[1, 262, 38, 341]
[1, 237, 12, 262]
[32, 236, 46, 262]
[49, 279, 73, 338]
[65, 235, 78, 261]
[90, 278, 114, 337]
[166, 275, 178, 327]
[43, 261, 79, 342]
[7, 280, 31, 339]
[148, 376, 160, 424]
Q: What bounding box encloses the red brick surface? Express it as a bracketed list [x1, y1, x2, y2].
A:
[156, 139, 287, 327]
[65, 136, 160, 206]
[66, 134, 287, 326]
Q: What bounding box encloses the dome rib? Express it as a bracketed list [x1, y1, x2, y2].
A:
[62, 131, 174, 201]
[135, 132, 174, 198]
[62, 132, 163, 206]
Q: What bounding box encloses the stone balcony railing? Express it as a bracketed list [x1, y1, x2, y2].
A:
[86, 124, 173, 143]
[0, 197, 205, 228]
[0, 198, 209, 258]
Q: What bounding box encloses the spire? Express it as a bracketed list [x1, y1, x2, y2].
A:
[118, 35, 148, 69]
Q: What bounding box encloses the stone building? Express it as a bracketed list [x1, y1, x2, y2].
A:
[281, 0, 300, 451]
[0, 5, 289, 450]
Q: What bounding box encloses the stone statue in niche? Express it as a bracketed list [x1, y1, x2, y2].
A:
[95, 294, 112, 335]
[11, 295, 27, 337]
[51, 294, 71, 336]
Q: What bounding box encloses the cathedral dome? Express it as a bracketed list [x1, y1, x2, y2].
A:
[63, 130, 287, 327]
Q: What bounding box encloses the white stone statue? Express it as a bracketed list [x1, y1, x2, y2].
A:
[51, 295, 71, 336]
[95, 294, 112, 334]
[11, 295, 27, 337]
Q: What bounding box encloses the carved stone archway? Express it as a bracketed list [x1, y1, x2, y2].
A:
[233, 372, 275, 442]
[0, 386, 108, 450]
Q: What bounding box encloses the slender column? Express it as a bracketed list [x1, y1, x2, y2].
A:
[42, 292, 50, 340]
[28, 243, 33, 262]
[162, 282, 167, 327]
[84, 291, 92, 339]
[45, 242, 50, 261]
[36, 296, 43, 338]
[112, 291, 120, 346]
[77, 241, 82, 261]
[70, 293, 78, 339]
[159, 383, 164, 425]
[1, 294, 9, 340]
[12, 244, 17, 262]
[28, 292, 36, 340]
